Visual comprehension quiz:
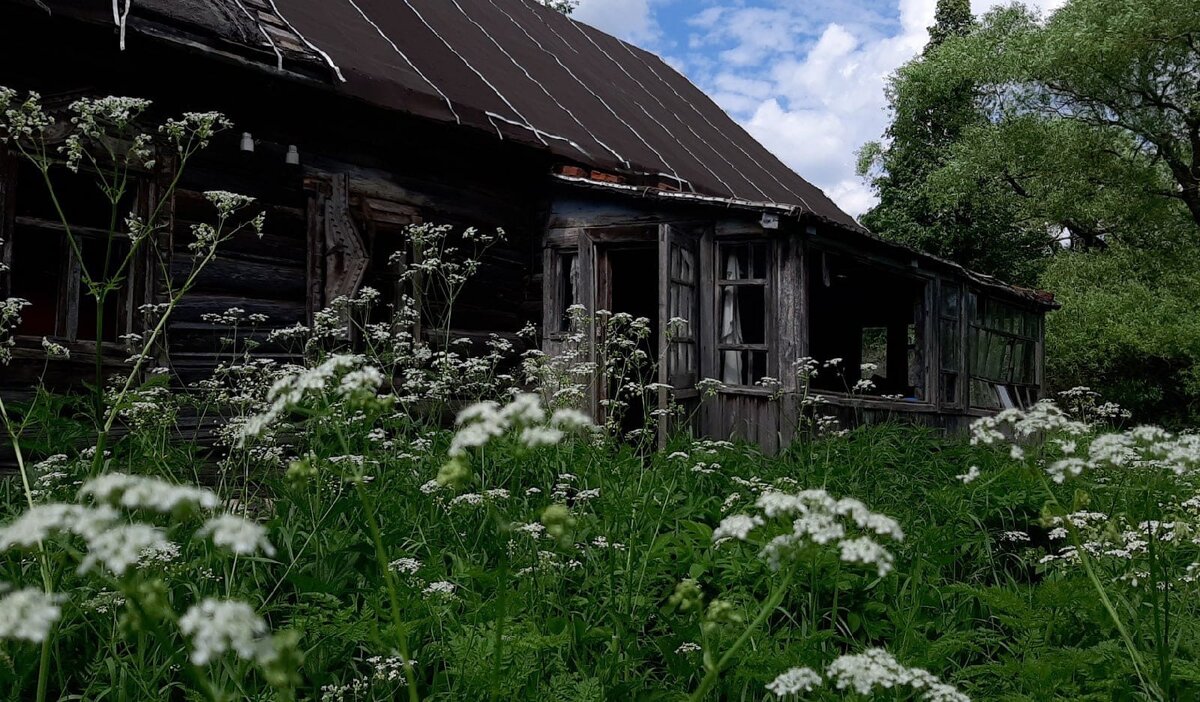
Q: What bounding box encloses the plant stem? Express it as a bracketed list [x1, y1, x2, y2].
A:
[687, 572, 792, 702]
[0, 394, 57, 702]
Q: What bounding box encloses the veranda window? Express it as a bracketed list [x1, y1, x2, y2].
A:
[968, 294, 1040, 409]
[717, 241, 769, 386]
[808, 250, 928, 400]
[938, 281, 965, 407]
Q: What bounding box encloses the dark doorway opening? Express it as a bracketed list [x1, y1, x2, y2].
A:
[601, 246, 659, 435]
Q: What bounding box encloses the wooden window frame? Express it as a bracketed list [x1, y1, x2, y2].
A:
[803, 245, 935, 405]
[1, 151, 150, 348]
[967, 292, 1042, 410]
[714, 238, 772, 388]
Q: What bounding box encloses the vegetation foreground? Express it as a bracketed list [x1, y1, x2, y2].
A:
[3, 368, 1200, 701]
[2, 85, 1200, 701]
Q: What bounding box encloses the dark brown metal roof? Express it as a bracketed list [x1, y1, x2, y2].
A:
[24, 0, 863, 230]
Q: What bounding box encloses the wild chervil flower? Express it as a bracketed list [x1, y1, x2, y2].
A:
[198, 514, 276, 557]
[80, 473, 220, 513]
[0, 587, 64, 643]
[78, 523, 171, 576]
[766, 666, 822, 697]
[179, 598, 272, 666]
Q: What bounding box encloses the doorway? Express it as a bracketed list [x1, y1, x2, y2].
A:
[598, 245, 659, 435]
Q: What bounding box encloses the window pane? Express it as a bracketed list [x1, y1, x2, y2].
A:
[719, 244, 748, 281]
[737, 285, 765, 344]
[10, 228, 63, 336]
[861, 326, 888, 380]
[679, 246, 694, 281]
[971, 378, 1001, 409]
[939, 318, 960, 371]
[941, 372, 958, 404]
[749, 242, 767, 278]
[720, 349, 767, 386]
[76, 236, 125, 341]
[718, 283, 765, 345]
[941, 282, 961, 318]
[557, 252, 578, 331]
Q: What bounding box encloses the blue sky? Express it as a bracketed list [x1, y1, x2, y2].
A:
[572, 0, 1065, 217]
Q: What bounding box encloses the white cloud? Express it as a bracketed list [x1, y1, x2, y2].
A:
[683, 0, 1069, 217]
[574, 0, 661, 44]
[574, 0, 1072, 217]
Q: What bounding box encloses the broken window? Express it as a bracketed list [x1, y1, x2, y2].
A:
[717, 241, 769, 386]
[5, 159, 138, 342]
[354, 198, 422, 333]
[542, 245, 582, 337]
[663, 232, 697, 387]
[968, 294, 1040, 409]
[938, 281, 964, 407]
[808, 251, 928, 400]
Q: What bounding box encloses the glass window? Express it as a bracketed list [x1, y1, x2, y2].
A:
[968, 295, 1041, 409]
[716, 242, 770, 386]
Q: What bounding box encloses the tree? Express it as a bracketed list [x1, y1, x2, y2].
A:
[861, 0, 1200, 283]
[857, 0, 1054, 284]
[540, 0, 578, 14]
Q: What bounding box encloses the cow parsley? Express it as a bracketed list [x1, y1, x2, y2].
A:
[0, 587, 64, 643]
[179, 598, 271, 666]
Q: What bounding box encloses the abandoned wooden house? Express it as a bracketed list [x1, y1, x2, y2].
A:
[0, 0, 1058, 449]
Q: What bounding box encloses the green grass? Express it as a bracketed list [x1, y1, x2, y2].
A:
[4, 398, 1197, 701]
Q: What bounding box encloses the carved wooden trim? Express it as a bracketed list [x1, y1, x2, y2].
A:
[323, 173, 368, 303]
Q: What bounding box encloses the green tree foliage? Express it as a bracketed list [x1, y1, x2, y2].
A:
[540, 0, 578, 14]
[862, 0, 1200, 423]
[1042, 241, 1200, 426]
[861, 0, 1199, 275]
[858, 0, 1054, 284]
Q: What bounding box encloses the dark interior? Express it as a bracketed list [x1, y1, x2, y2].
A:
[605, 246, 660, 433]
[808, 251, 927, 399]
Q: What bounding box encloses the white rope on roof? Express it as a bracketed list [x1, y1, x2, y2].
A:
[230, 0, 285, 70]
[112, 0, 131, 50]
[488, 0, 633, 168]
[612, 39, 814, 211]
[509, 2, 687, 187]
[343, 0, 460, 124]
[485, 112, 593, 158]
[447, 0, 612, 162]
[556, 14, 772, 202]
[265, 0, 346, 82]
[395, 0, 546, 146]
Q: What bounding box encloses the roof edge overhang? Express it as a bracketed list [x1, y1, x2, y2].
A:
[551, 174, 1060, 311]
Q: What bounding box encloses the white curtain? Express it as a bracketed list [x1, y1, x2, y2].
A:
[568, 255, 579, 307]
[720, 251, 744, 384]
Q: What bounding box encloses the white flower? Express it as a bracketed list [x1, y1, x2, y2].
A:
[80, 473, 220, 513]
[0, 503, 119, 549]
[712, 514, 763, 543]
[389, 557, 421, 575]
[825, 648, 969, 702]
[521, 425, 564, 448]
[550, 408, 593, 429]
[41, 337, 69, 359]
[198, 514, 276, 557]
[0, 587, 63, 643]
[766, 666, 822, 697]
[179, 598, 271, 666]
[675, 641, 702, 655]
[338, 367, 385, 396]
[422, 581, 457, 600]
[838, 536, 896, 577]
[956, 466, 981, 484]
[79, 524, 171, 576]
